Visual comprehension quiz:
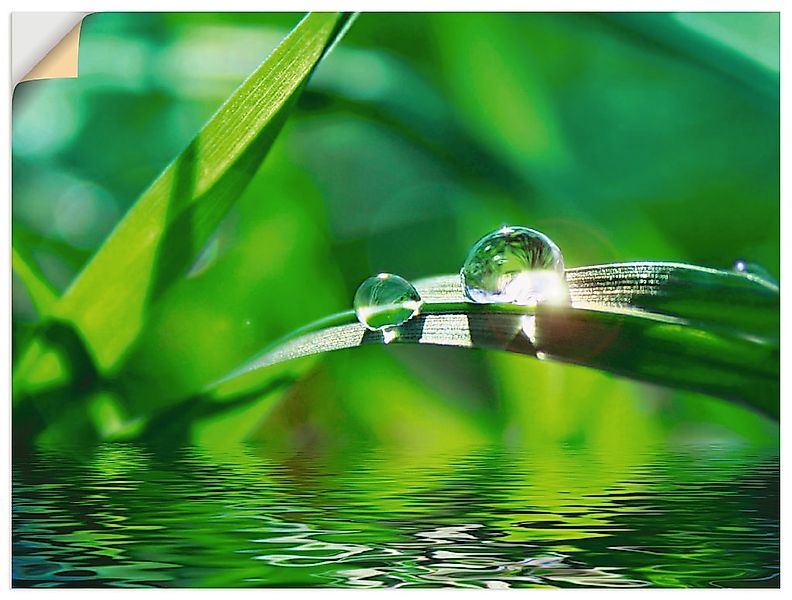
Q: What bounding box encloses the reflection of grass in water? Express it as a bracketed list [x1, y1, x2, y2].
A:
[12, 441, 778, 588]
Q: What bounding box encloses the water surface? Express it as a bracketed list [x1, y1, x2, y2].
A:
[13, 442, 779, 588]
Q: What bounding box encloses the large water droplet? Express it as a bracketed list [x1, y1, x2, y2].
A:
[461, 226, 568, 306]
[354, 273, 423, 331]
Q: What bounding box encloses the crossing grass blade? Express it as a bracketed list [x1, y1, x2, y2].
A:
[214, 262, 779, 419]
[15, 12, 356, 390]
[12, 247, 58, 318]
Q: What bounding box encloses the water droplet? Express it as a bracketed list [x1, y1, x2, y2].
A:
[354, 273, 423, 331]
[461, 226, 568, 306]
[733, 259, 750, 274]
[521, 314, 537, 344]
[382, 328, 398, 344]
[733, 259, 777, 283]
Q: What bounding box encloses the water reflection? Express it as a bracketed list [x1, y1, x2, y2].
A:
[13, 442, 778, 588]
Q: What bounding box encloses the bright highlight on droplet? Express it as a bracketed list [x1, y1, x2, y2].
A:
[733, 259, 773, 279]
[521, 314, 537, 344]
[353, 273, 423, 332]
[461, 225, 569, 306]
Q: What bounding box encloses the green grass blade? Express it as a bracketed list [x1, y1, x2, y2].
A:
[12, 247, 58, 317]
[214, 262, 779, 419]
[601, 13, 779, 97]
[44, 12, 354, 372]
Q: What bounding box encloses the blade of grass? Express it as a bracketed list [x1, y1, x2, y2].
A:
[213, 262, 779, 419]
[11, 247, 63, 398]
[11, 247, 58, 318]
[17, 12, 356, 385]
[601, 13, 779, 97]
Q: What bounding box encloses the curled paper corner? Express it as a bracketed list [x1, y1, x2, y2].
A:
[14, 13, 88, 85]
[21, 21, 83, 83]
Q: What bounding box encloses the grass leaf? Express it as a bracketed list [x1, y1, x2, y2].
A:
[12, 247, 58, 318]
[214, 262, 779, 419]
[602, 13, 779, 96]
[35, 12, 355, 373]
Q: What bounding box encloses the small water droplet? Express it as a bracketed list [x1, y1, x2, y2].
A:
[354, 273, 423, 331]
[461, 225, 568, 306]
[382, 328, 399, 344]
[521, 314, 537, 345]
[733, 259, 777, 283]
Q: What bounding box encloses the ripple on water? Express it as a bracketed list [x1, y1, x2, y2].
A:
[12, 443, 779, 588]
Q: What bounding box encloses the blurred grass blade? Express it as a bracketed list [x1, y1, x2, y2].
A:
[602, 13, 779, 96]
[36, 12, 355, 373]
[215, 262, 779, 419]
[12, 247, 58, 317]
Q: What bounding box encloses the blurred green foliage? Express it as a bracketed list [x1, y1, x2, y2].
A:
[12, 12, 779, 451]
